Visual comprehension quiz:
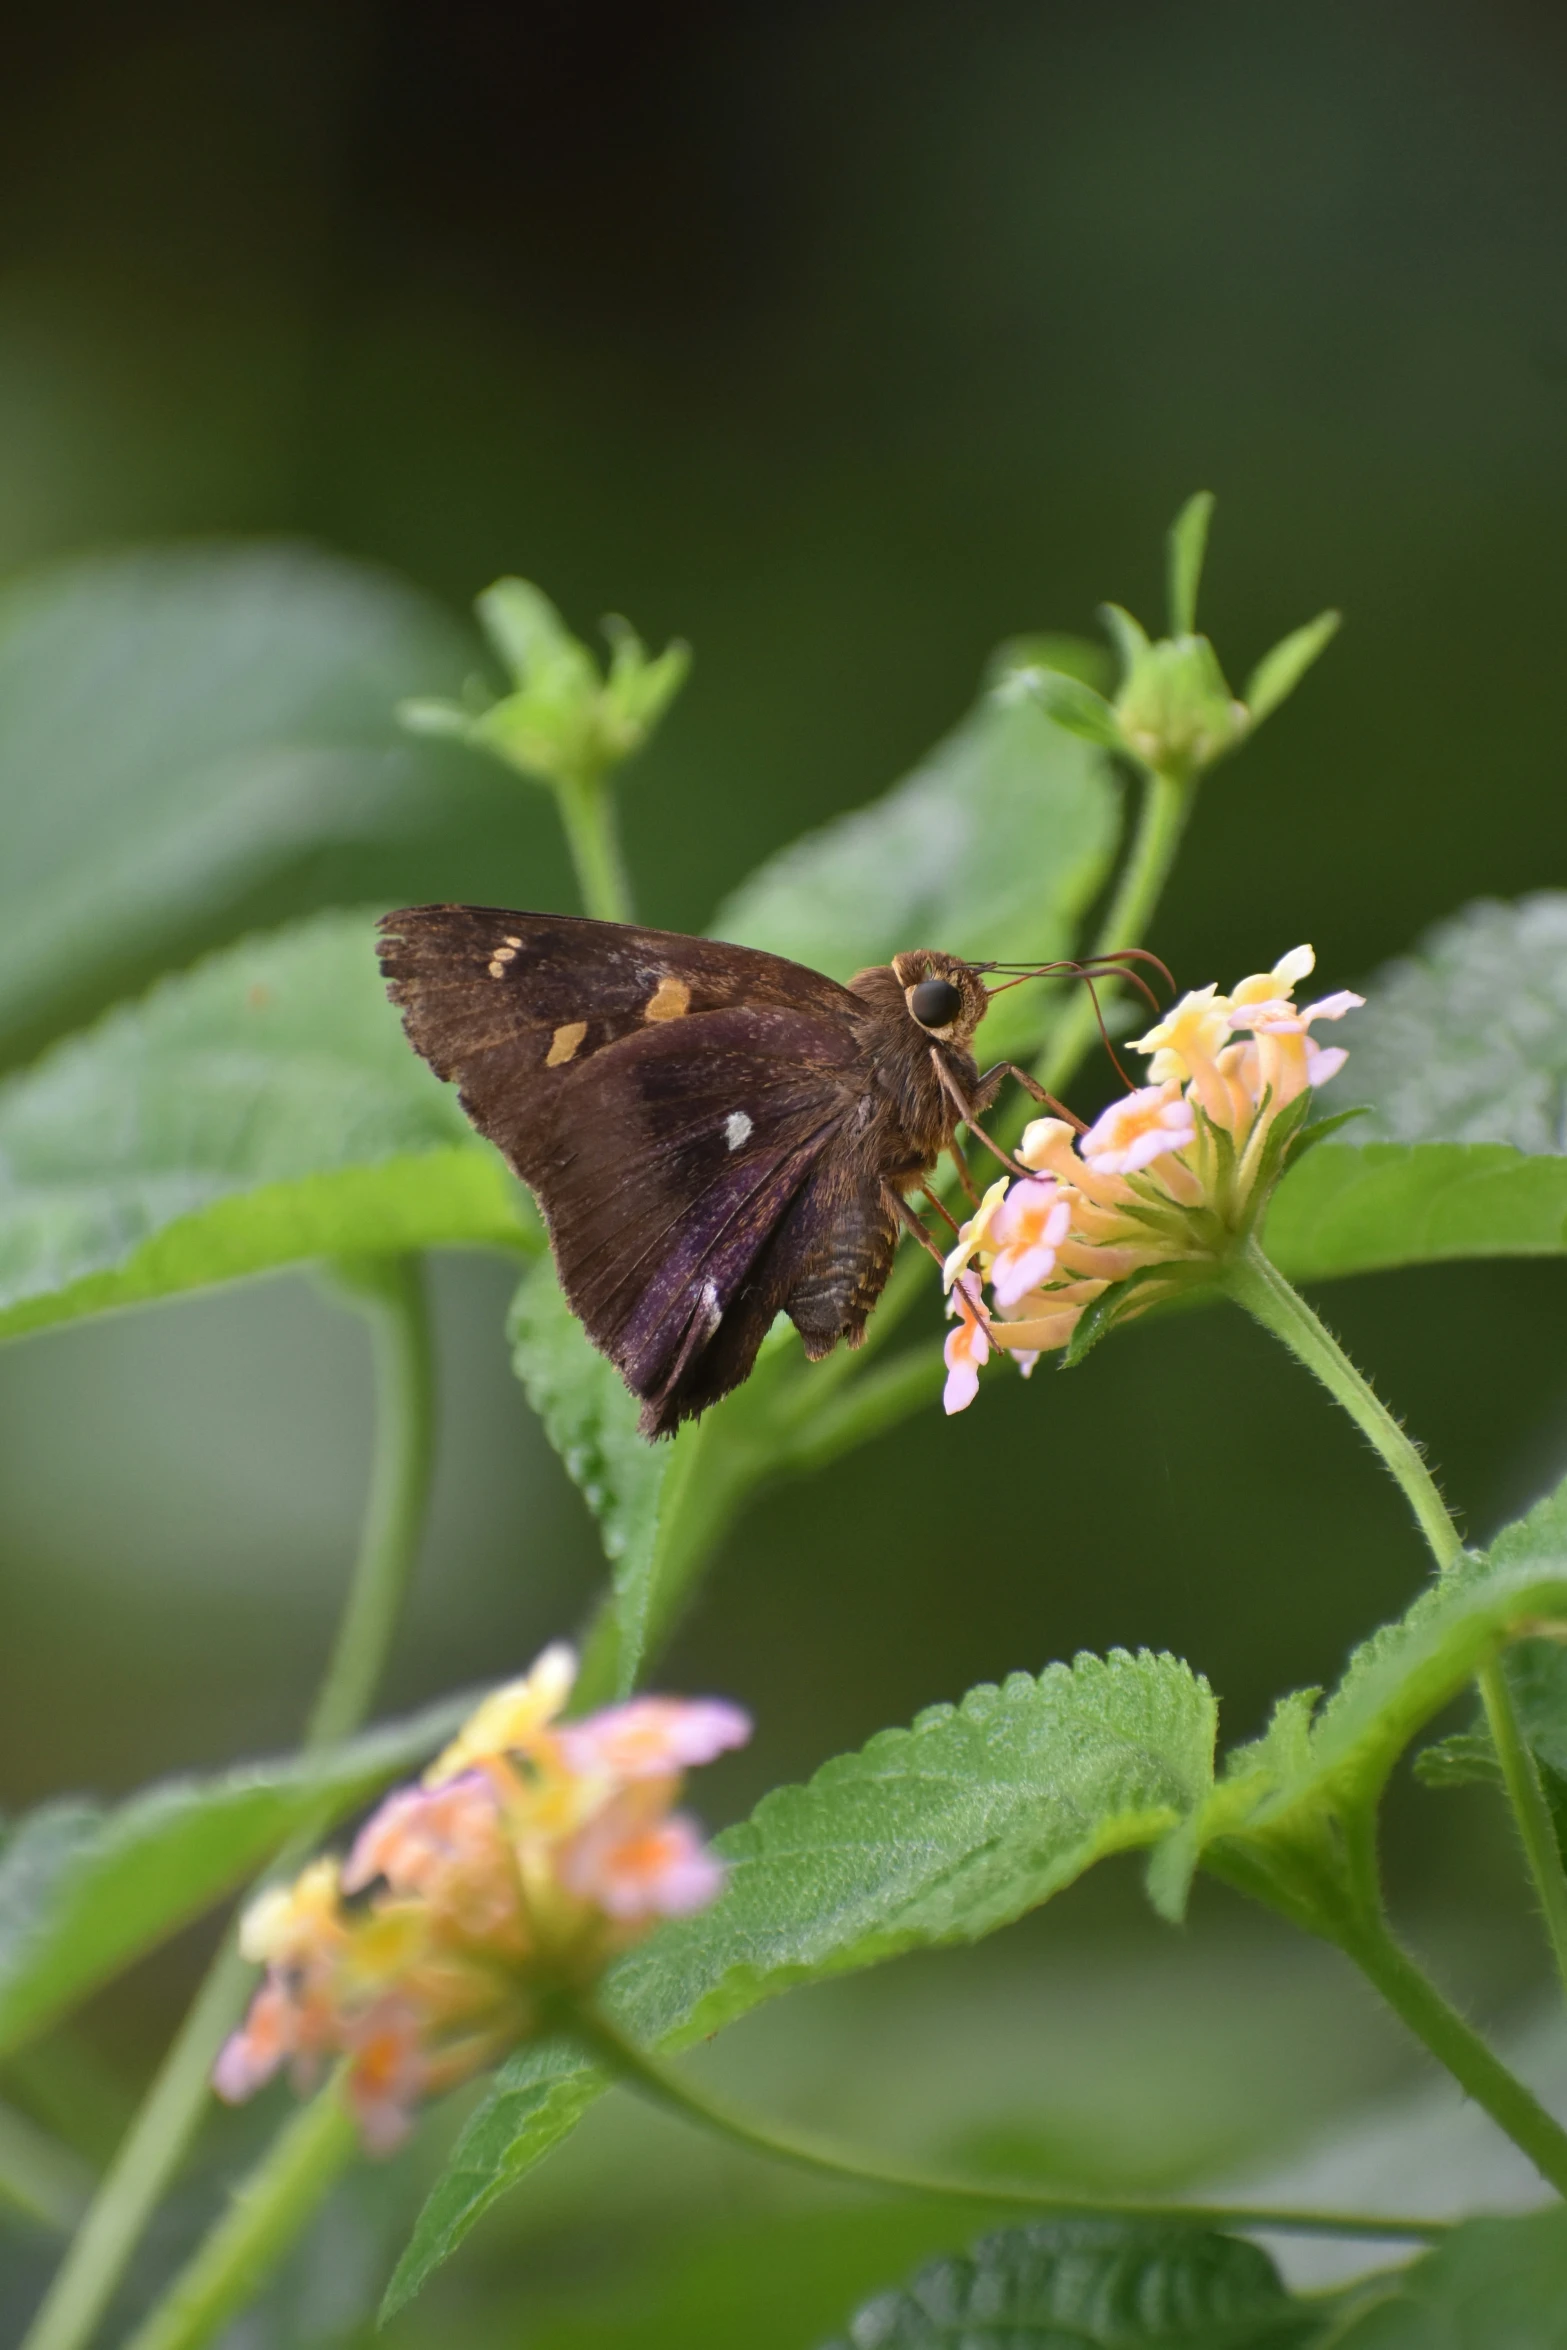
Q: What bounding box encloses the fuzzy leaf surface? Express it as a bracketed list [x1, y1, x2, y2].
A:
[386, 1651, 1216, 2313]
[1319, 894, 1567, 1151]
[819, 2219, 1314, 2349]
[508, 1257, 711, 1691]
[0, 543, 470, 1066]
[0, 1693, 470, 2057]
[1266, 1143, 1567, 1281]
[0, 912, 533, 1341]
[1328, 2208, 1567, 2346]
[712, 667, 1119, 1064]
[1269, 894, 1567, 1280]
[1152, 1472, 1567, 1917]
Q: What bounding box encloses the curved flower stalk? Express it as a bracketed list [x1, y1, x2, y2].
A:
[940, 946, 1363, 1409]
[214, 1647, 749, 2150]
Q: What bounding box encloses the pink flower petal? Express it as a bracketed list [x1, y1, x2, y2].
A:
[991, 1241, 1060, 1308]
[1301, 989, 1364, 1024]
[1305, 1041, 1348, 1086]
[559, 1807, 727, 1919]
[560, 1697, 752, 1780]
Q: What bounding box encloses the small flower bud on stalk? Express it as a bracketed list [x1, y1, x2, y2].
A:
[1021, 493, 1339, 795]
[213, 1646, 749, 2150]
[397, 580, 690, 798]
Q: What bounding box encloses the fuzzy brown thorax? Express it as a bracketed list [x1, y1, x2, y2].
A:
[845, 950, 995, 1170]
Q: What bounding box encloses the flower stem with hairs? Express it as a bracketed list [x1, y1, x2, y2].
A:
[22, 1260, 435, 2350]
[1224, 1234, 1567, 2008]
[562, 1998, 1447, 2245]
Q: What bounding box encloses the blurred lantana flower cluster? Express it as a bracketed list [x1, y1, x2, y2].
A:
[215, 1646, 749, 2149]
[941, 946, 1362, 1411]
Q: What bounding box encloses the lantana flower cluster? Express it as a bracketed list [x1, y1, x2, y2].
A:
[214, 1646, 749, 2150]
[941, 946, 1363, 1412]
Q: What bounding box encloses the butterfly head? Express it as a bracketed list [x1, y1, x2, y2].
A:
[887, 950, 989, 1047]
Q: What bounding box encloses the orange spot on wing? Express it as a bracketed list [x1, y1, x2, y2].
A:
[546, 1021, 588, 1067]
[644, 976, 691, 1021]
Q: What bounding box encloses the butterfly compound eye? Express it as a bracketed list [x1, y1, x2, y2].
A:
[909, 975, 965, 1029]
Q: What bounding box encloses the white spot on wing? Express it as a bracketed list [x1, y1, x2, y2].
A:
[724, 1110, 753, 1151]
[700, 1279, 722, 1334]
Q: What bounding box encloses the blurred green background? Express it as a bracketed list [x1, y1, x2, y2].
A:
[4, 3, 1567, 2341]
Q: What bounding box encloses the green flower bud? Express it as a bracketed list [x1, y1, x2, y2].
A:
[1112, 631, 1250, 785]
[1019, 498, 1339, 793]
[398, 577, 689, 793]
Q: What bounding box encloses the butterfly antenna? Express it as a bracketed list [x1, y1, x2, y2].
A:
[1073, 959, 1161, 1016]
[977, 948, 1172, 1018]
[1079, 971, 1139, 1091]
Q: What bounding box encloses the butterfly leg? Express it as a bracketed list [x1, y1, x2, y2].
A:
[881, 1182, 952, 1274]
[918, 1180, 964, 1236]
[974, 1062, 1089, 1135]
[930, 1053, 1030, 1178]
[885, 1181, 1013, 1358]
[944, 1132, 983, 1207]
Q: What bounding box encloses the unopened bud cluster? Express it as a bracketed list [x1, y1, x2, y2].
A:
[399, 577, 689, 792]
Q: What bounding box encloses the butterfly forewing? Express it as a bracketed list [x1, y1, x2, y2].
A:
[378, 908, 879, 1432]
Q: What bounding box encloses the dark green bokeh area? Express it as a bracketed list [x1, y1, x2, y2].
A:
[4, 3, 1567, 2341]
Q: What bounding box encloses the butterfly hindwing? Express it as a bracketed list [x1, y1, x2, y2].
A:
[536, 1004, 866, 1428]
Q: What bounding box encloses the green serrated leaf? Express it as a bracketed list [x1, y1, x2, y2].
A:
[1320, 894, 1567, 1152]
[384, 1651, 1216, 2315]
[509, 1258, 706, 1693]
[1411, 1730, 1502, 1791]
[1146, 1690, 1320, 1926]
[1327, 2207, 1567, 2346]
[0, 912, 535, 1343]
[1166, 493, 1216, 637]
[1161, 1476, 1567, 1911]
[1243, 612, 1341, 728]
[713, 666, 1119, 1065]
[0, 1692, 471, 2059]
[820, 2219, 1313, 2350]
[1267, 894, 1567, 1280]
[0, 543, 471, 1069]
[1266, 1141, 1567, 1284]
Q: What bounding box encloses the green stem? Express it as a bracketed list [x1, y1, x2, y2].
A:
[1223, 1235, 1462, 1572]
[1037, 765, 1189, 1094]
[120, 2086, 356, 2350]
[306, 1258, 436, 1746]
[1477, 1656, 1567, 2003]
[555, 766, 634, 922]
[1227, 1237, 1567, 2009]
[1337, 1915, 1567, 2197]
[572, 1414, 735, 1711]
[23, 1260, 434, 2350]
[564, 2001, 1447, 2245]
[0, 2100, 93, 2235]
[847, 765, 1195, 1372]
